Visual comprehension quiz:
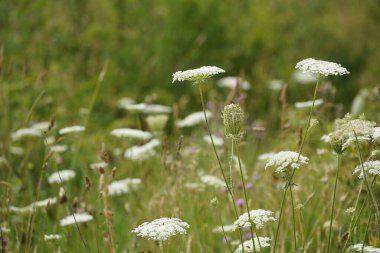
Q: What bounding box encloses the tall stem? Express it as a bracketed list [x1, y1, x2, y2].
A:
[273, 79, 320, 253]
[234, 139, 257, 253]
[289, 185, 297, 250]
[361, 210, 373, 253]
[327, 154, 341, 253]
[198, 84, 245, 252]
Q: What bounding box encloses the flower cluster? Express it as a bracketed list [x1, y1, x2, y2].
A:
[200, 175, 226, 189]
[124, 139, 160, 161]
[233, 209, 276, 229]
[48, 170, 76, 184]
[108, 178, 141, 196]
[58, 125, 85, 135]
[234, 237, 271, 253]
[353, 161, 380, 179]
[110, 128, 152, 140]
[172, 66, 225, 83]
[348, 244, 380, 253]
[132, 217, 190, 241]
[265, 151, 309, 174]
[59, 212, 93, 226]
[10, 197, 57, 213]
[295, 58, 349, 77]
[178, 111, 213, 128]
[217, 76, 251, 90]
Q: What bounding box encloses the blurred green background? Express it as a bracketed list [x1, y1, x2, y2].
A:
[1, 0, 380, 124]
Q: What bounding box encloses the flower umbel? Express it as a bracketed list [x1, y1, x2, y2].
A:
[132, 217, 190, 241]
[222, 103, 245, 139]
[233, 209, 276, 230]
[353, 161, 380, 179]
[265, 151, 309, 174]
[172, 66, 225, 84]
[234, 237, 271, 253]
[295, 58, 349, 77]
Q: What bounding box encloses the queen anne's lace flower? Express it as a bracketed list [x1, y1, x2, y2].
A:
[172, 66, 225, 83]
[265, 151, 309, 174]
[212, 224, 236, 233]
[217, 76, 251, 90]
[44, 234, 62, 241]
[234, 237, 271, 253]
[107, 178, 141, 196]
[110, 128, 152, 140]
[295, 58, 349, 76]
[59, 125, 85, 135]
[124, 139, 160, 161]
[89, 161, 108, 170]
[200, 175, 226, 189]
[233, 209, 276, 230]
[132, 217, 190, 241]
[294, 99, 324, 109]
[10, 197, 57, 213]
[178, 111, 212, 128]
[348, 244, 380, 253]
[59, 212, 93, 226]
[48, 170, 76, 184]
[203, 135, 224, 147]
[353, 161, 380, 179]
[11, 128, 42, 141]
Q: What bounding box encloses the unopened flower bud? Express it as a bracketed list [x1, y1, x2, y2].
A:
[222, 103, 245, 139]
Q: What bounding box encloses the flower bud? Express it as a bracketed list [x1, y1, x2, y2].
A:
[222, 104, 245, 139]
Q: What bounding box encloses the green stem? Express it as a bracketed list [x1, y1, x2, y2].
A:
[289, 185, 297, 250]
[361, 210, 373, 253]
[234, 139, 257, 253]
[327, 154, 341, 253]
[218, 213, 234, 253]
[198, 84, 245, 253]
[273, 79, 320, 253]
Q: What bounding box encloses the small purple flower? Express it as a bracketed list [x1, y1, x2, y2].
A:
[236, 198, 244, 208]
[243, 232, 252, 241]
[245, 182, 253, 190]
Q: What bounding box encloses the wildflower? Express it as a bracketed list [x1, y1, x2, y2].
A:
[203, 134, 224, 147]
[222, 104, 245, 139]
[265, 151, 309, 174]
[236, 198, 244, 208]
[184, 182, 205, 192]
[31, 122, 51, 132]
[348, 244, 380, 253]
[345, 207, 356, 215]
[295, 58, 349, 77]
[257, 152, 276, 161]
[267, 79, 284, 91]
[89, 161, 108, 170]
[117, 97, 135, 108]
[172, 66, 225, 84]
[372, 127, 380, 140]
[11, 128, 42, 141]
[177, 111, 213, 128]
[234, 237, 271, 253]
[217, 76, 251, 90]
[44, 234, 62, 241]
[233, 209, 276, 230]
[59, 212, 93, 226]
[353, 161, 380, 179]
[294, 99, 324, 108]
[50, 145, 68, 153]
[48, 170, 76, 184]
[292, 69, 317, 84]
[200, 175, 226, 189]
[110, 128, 152, 140]
[107, 178, 141, 196]
[58, 125, 85, 135]
[212, 224, 236, 233]
[143, 104, 172, 114]
[146, 115, 169, 132]
[10, 197, 57, 213]
[124, 139, 160, 161]
[131, 217, 190, 241]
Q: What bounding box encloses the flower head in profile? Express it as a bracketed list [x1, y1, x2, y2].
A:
[132, 217, 190, 241]
[234, 237, 271, 253]
[110, 128, 152, 140]
[348, 244, 380, 253]
[59, 125, 85, 135]
[295, 58, 349, 77]
[44, 234, 62, 241]
[353, 161, 380, 179]
[265, 151, 309, 174]
[48, 170, 76, 184]
[233, 209, 276, 230]
[177, 111, 213, 128]
[172, 66, 225, 84]
[59, 212, 93, 226]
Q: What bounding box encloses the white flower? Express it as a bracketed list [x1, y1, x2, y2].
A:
[44, 234, 62, 241]
[59, 212, 93, 226]
[217, 76, 251, 90]
[200, 175, 226, 189]
[89, 161, 108, 170]
[108, 178, 141, 196]
[233, 209, 276, 230]
[50, 145, 68, 153]
[348, 244, 380, 253]
[117, 97, 135, 108]
[124, 139, 161, 161]
[292, 70, 317, 84]
[353, 161, 380, 179]
[11, 128, 42, 141]
[48, 170, 76, 184]
[178, 111, 212, 128]
[321, 134, 331, 143]
[234, 237, 271, 253]
[212, 224, 236, 233]
[295, 58, 349, 77]
[59, 125, 85, 135]
[294, 99, 324, 109]
[265, 151, 309, 174]
[10, 197, 57, 213]
[203, 135, 224, 147]
[31, 122, 51, 132]
[110, 128, 152, 140]
[257, 152, 276, 161]
[373, 127, 380, 140]
[184, 182, 205, 192]
[345, 207, 356, 214]
[267, 79, 284, 91]
[122, 103, 172, 114]
[132, 217, 190, 241]
[172, 66, 225, 83]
